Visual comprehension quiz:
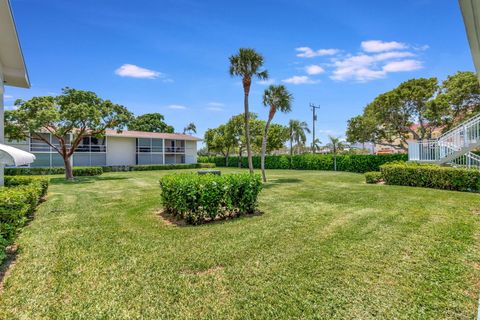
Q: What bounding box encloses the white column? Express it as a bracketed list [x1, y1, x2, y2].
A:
[162, 139, 165, 165]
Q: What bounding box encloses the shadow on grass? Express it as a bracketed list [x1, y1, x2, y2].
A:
[157, 209, 263, 227]
[50, 176, 129, 185]
[263, 177, 303, 189]
[0, 245, 18, 293]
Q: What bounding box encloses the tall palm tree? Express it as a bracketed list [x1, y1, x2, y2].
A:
[327, 135, 345, 171]
[261, 85, 293, 182]
[183, 122, 196, 135]
[288, 120, 310, 165]
[229, 48, 268, 174]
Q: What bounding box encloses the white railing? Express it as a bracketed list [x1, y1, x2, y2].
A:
[408, 113, 480, 169]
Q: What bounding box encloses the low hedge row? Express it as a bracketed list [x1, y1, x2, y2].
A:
[102, 163, 215, 172]
[0, 176, 49, 261]
[5, 166, 103, 176]
[198, 154, 407, 173]
[365, 171, 383, 184]
[380, 162, 480, 192]
[160, 173, 262, 224]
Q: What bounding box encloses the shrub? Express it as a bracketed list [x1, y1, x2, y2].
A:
[5, 166, 103, 176]
[380, 162, 480, 192]
[102, 163, 215, 172]
[159, 173, 262, 224]
[364, 171, 383, 184]
[0, 177, 48, 261]
[198, 154, 407, 173]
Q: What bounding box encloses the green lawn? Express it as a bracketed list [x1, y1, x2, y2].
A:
[0, 169, 479, 319]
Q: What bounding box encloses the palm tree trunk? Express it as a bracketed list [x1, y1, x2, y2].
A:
[290, 138, 293, 168]
[243, 79, 254, 174]
[261, 118, 272, 182]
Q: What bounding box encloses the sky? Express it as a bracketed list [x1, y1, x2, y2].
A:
[5, 0, 476, 146]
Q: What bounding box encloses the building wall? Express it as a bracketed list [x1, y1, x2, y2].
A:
[185, 140, 197, 164]
[106, 136, 136, 166]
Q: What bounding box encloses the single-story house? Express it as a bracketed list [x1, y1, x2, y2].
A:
[7, 130, 200, 167]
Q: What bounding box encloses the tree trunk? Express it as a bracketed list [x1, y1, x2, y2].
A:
[261, 118, 272, 182]
[64, 156, 74, 180]
[243, 78, 254, 174]
[334, 154, 337, 171]
[290, 138, 293, 168]
[225, 152, 229, 167]
[238, 147, 242, 168]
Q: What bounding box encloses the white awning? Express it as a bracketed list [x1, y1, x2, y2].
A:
[0, 143, 35, 166]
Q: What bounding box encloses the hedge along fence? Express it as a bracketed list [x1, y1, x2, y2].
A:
[159, 173, 262, 224]
[198, 154, 408, 173]
[102, 163, 215, 172]
[380, 162, 480, 192]
[0, 176, 49, 261]
[5, 166, 103, 176]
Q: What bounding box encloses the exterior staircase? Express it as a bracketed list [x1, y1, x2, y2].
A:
[408, 113, 480, 169]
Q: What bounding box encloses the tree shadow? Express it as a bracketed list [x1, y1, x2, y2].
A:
[0, 245, 19, 293]
[50, 176, 129, 185]
[263, 177, 303, 189]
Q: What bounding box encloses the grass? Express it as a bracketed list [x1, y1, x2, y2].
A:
[0, 168, 479, 319]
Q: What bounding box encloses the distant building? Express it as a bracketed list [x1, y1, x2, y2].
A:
[7, 130, 200, 167]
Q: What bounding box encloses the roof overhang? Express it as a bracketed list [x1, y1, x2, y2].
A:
[0, 143, 35, 166]
[0, 0, 29, 88]
[459, 0, 480, 81]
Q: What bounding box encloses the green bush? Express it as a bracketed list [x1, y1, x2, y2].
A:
[102, 163, 215, 172]
[159, 173, 262, 224]
[198, 154, 407, 173]
[380, 162, 480, 192]
[0, 177, 48, 261]
[5, 166, 103, 176]
[364, 171, 383, 184]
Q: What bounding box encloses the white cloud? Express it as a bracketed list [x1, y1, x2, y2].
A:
[282, 75, 318, 84]
[167, 104, 187, 110]
[257, 78, 276, 85]
[373, 51, 415, 61]
[115, 64, 162, 79]
[4, 95, 13, 100]
[361, 40, 407, 53]
[296, 47, 339, 58]
[305, 65, 325, 75]
[382, 59, 423, 72]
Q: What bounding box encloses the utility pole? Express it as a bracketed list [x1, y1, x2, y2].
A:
[310, 103, 320, 153]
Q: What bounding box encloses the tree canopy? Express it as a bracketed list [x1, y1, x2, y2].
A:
[128, 113, 174, 133]
[346, 71, 480, 150]
[6, 87, 132, 179]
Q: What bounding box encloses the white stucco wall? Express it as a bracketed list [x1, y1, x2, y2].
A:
[185, 140, 197, 164]
[106, 136, 136, 166]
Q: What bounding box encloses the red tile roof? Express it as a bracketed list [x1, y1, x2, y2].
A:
[105, 129, 201, 141]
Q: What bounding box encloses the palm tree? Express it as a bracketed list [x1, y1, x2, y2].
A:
[288, 120, 310, 165]
[327, 135, 345, 171]
[261, 85, 293, 182]
[312, 138, 322, 153]
[183, 122, 196, 135]
[229, 48, 268, 174]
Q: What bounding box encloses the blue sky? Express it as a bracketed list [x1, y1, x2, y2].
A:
[5, 0, 475, 145]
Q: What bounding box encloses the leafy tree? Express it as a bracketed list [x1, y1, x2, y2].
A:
[204, 124, 235, 165]
[288, 120, 310, 164]
[260, 85, 292, 182]
[327, 135, 346, 171]
[434, 71, 480, 130]
[266, 124, 289, 153]
[128, 113, 174, 133]
[183, 122, 197, 135]
[6, 88, 132, 180]
[346, 115, 375, 148]
[229, 48, 268, 174]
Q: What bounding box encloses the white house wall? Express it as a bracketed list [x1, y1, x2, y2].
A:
[106, 136, 136, 166]
[185, 140, 197, 164]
